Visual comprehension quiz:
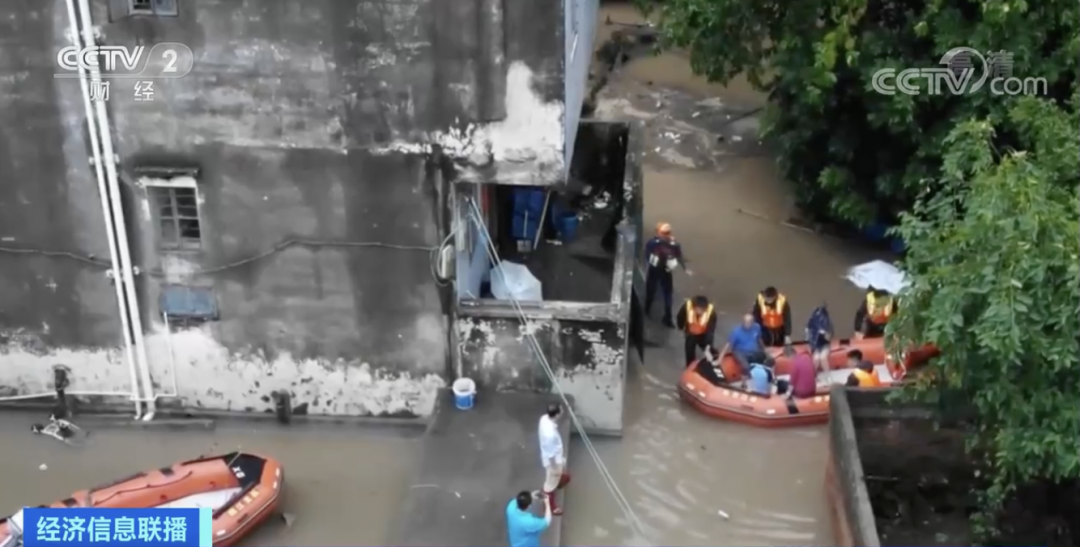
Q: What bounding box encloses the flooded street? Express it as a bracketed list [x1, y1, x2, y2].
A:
[0, 413, 418, 546]
[560, 3, 890, 546]
[0, 4, 890, 546]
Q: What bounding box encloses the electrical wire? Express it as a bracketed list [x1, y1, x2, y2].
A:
[0, 246, 110, 267]
[0, 238, 442, 278]
[465, 197, 654, 545]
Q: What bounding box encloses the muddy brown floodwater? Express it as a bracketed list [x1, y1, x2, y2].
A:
[559, 3, 893, 546]
[0, 413, 418, 546]
[0, 4, 896, 546]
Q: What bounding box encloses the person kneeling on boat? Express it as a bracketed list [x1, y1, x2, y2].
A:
[692, 347, 727, 387]
[677, 295, 717, 365]
[719, 313, 768, 378]
[748, 358, 776, 396]
[506, 490, 552, 547]
[854, 288, 896, 339]
[844, 350, 882, 387]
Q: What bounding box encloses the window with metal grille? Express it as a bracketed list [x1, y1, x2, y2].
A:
[152, 187, 202, 250]
[125, 0, 178, 16]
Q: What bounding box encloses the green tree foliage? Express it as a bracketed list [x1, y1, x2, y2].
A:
[888, 93, 1080, 537]
[644, 0, 1079, 225]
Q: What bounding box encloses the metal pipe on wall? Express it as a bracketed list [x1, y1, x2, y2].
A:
[75, 0, 158, 419]
[63, 0, 143, 418]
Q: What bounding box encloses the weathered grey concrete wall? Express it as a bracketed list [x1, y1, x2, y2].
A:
[825, 387, 951, 546]
[826, 386, 882, 547]
[456, 310, 625, 434]
[0, 0, 568, 417]
[0, 0, 136, 398]
[564, 0, 601, 171]
[450, 122, 641, 434]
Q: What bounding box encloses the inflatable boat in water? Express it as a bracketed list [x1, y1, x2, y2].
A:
[0, 452, 283, 547]
[678, 338, 939, 428]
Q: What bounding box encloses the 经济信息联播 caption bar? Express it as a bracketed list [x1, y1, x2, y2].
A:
[12, 507, 212, 547]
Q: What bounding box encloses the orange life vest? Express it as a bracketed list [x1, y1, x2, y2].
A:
[852, 368, 882, 387]
[756, 294, 786, 330]
[866, 293, 893, 325]
[685, 301, 714, 336]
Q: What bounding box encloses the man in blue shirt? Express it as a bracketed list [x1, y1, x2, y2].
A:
[506, 490, 552, 547]
[718, 313, 767, 377]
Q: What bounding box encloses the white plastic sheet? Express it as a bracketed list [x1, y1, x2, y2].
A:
[490, 261, 543, 301]
[845, 260, 909, 294]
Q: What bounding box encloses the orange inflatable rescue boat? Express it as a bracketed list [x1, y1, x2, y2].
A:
[0, 452, 283, 547]
[678, 337, 939, 428]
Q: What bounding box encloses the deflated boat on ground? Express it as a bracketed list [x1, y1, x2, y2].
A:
[677, 339, 939, 428]
[0, 452, 283, 547]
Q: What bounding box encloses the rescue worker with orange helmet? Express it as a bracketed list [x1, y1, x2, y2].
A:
[751, 286, 792, 347]
[676, 295, 716, 365]
[853, 287, 896, 338]
[844, 349, 883, 388]
[643, 222, 690, 328]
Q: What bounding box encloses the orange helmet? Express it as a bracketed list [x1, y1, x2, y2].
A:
[656, 222, 672, 235]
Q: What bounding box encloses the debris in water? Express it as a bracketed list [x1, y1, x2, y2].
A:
[717, 509, 730, 519]
[280, 513, 296, 527]
[455, 491, 461, 498]
[692, 111, 701, 118]
[731, 135, 743, 142]
[39, 463, 47, 471]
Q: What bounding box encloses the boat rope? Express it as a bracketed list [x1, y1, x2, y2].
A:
[465, 198, 654, 545]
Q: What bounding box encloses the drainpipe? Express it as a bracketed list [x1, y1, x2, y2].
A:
[75, 0, 158, 419]
[63, 0, 143, 418]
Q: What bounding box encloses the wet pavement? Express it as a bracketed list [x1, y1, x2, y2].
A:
[393, 392, 569, 547]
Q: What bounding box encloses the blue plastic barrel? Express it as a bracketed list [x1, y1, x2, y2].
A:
[862, 222, 889, 242]
[452, 378, 476, 410]
[890, 237, 907, 254]
[558, 213, 580, 243]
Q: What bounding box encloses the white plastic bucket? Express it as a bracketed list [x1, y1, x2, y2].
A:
[452, 378, 476, 410]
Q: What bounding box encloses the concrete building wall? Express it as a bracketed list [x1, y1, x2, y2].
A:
[452, 122, 642, 434]
[0, 0, 569, 417]
[457, 312, 625, 433]
[563, 0, 601, 172]
[0, 2, 133, 398]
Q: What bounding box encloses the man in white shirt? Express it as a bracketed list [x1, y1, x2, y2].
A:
[538, 403, 569, 516]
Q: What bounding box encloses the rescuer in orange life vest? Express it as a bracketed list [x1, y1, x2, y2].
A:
[751, 286, 792, 347]
[844, 349, 882, 388]
[853, 288, 897, 338]
[676, 295, 717, 365]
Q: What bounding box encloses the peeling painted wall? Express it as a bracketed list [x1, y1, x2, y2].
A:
[450, 121, 643, 434]
[0, 0, 567, 417]
[457, 316, 625, 433]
